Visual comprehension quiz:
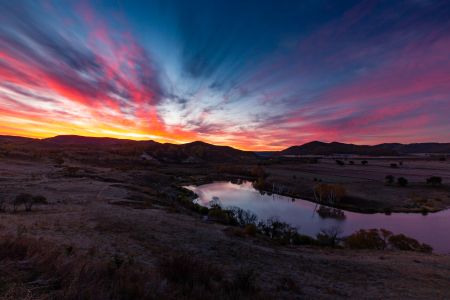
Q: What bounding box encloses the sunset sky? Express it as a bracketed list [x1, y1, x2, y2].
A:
[1, 0, 449, 150]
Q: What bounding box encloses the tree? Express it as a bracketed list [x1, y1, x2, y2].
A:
[397, 177, 408, 187]
[14, 193, 34, 211]
[426, 176, 442, 186]
[313, 184, 346, 204]
[316, 226, 343, 247]
[385, 175, 395, 184]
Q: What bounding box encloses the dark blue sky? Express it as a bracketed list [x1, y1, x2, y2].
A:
[1, 0, 449, 149]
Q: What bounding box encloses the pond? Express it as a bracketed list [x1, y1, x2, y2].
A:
[185, 181, 450, 254]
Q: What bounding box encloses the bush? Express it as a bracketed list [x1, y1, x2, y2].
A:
[426, 176, 442, 186]
[0, 235, 162, 299]
[193, 203, 209, 215]
[209, 196, 222, 208]
[14, 193, 34, 211]
[208, 206, 232, 224]
[292, 234, 317, 246]
[385, 175, 395, 184]
[33, 195, 48, 204]
[345, 229, 390, 250]
[361, 160, 368, 165]
[228, 206, 258, 227]
[313, 184, 346, 204]
[397, 177, 408, 187]
[345, 229, 432, 253]
[388, 234, 433, 253]
[336, 160, 345, 166]
[316, 226, 343, 247]
[257, 218, 298, 244]
[243, 224, 257, 236]
[390, 163, 398, 168]
[316, 206, 346, 219]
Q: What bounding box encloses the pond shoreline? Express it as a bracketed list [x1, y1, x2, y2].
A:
[181, 177, 448, 214]
[186, 180, 450, 254]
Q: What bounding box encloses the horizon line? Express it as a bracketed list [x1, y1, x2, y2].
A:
[1, 133, 449, 152]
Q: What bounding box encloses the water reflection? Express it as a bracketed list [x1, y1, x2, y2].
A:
[186, 181, 450, 254]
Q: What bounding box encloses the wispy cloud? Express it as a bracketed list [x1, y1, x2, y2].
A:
[0, 0, 449, 149]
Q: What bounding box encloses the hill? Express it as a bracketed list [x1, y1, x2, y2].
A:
[0, 135, 255, 163]
[281, 141, 450, 156]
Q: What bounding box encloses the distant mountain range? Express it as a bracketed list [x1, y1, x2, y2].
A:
[0, 135, 254, 162]
[1, 136, 450, 159]
[280, 141, 450, 156]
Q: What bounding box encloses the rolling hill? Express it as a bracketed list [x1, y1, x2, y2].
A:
[280, 141, 450, 156]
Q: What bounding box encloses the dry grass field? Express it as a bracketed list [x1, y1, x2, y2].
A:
[259, 156, 450, 213]
[1, 156, 450, 299]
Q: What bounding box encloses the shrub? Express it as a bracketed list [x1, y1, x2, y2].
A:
[193, 203, 209, 215]
[14, 193, 34, 211]
[397, 177, 408, 187]
[316, 226, 343, 247]
[313, 184, 346, 204]
[385, 175, 395, 184]
[208, 206, 232, 224]
[345, 229, 432, 253]
[209, 196, 222, 208]
[349, 160, 354, 165]
[390, 163, 398, 168]
[426, 176, 442, 186]
[0, 235, 162, 299]
[33, 195, 48, 204]
[361, 160, 368, 165]
[258, 218, 298, 244]
[243, 224, 257, 236]
[345, 229, 390, 250]
[13, 193, 48, 212]
[228, 206, 258, 227]
[316, 206, 346, 219]
[388, 234, 433, 253]
[292, 234, 317, 246]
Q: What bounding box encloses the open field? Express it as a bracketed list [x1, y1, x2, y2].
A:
[1, 157, 450, 299]
[258, 156, 450, 213]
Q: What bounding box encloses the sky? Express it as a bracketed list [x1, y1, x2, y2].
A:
[0, 0, 449, 150]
